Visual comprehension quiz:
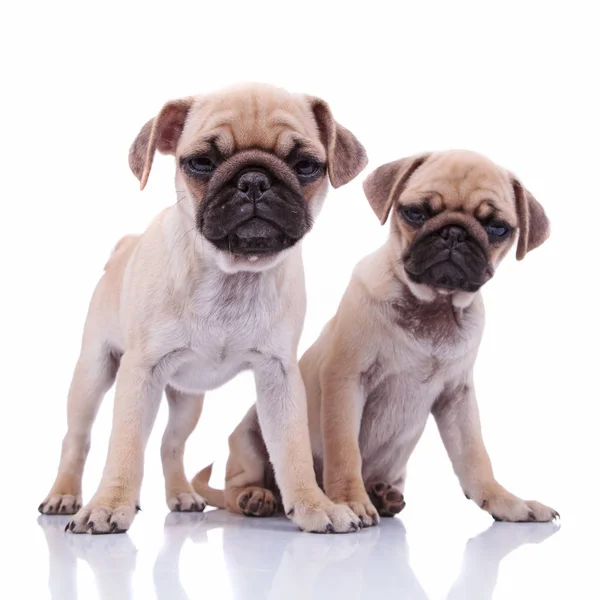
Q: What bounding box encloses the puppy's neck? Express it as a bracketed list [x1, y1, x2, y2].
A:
[356, 242, 483, 342]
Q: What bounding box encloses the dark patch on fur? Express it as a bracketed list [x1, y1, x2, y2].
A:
[390, 286, 469, 345]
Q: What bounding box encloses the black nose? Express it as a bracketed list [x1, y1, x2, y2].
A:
[439, 225, 468, 243]
[237, 171, 271, 201]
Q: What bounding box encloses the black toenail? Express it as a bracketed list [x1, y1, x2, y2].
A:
[38, 503, 45, 513]
[326, 523, 334, 533]
[175, 503, 181, 511]
[110, 522, 117, 532]
[87, 521, 95, 529]
[64, 523, 70, 532]
[69, 521, 75, 531]
[60, 505, 66, 513]
[238, 493, 250, 510]
[136, 505, 141, 512]
[528, 511, 536, 521]
[286, 508, 294, 517]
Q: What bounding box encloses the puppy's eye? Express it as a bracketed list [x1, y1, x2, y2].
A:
[294, 159, 320, 178]
[485, 222, 511, 241]
[401, 206, 428, 226]
[186, 157, 215, 175]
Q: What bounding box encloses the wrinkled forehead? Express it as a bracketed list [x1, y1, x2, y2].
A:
[404, 151, 516, 219]
[178, 87, 324, 159]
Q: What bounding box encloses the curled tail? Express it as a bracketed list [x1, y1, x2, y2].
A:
[191, 464, 225, 509]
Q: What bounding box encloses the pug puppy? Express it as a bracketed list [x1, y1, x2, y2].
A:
[194, 150, 558, 526]
[38, 83, 367, 534]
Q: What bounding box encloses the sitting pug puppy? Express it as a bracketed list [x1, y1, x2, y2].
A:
[194, 149, 558, 527]
[38, 83, 367, 534]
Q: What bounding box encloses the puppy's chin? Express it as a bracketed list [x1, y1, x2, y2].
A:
[403, 274, 479, 309]
[209, 244, 296, 274]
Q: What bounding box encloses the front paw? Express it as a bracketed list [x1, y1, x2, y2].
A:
[286, 497, 362, 534]
[65, 500, 139, 534]
[343, 499, 380, 527]
[478, 489, 559, 523]
[167, 489, 207, 513]
[328, 491, 380, 527]
[38, 493, 82, 515]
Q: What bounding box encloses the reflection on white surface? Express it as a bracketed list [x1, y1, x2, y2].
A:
[39, 515, 137, 600]
[38, 511, 559, 600]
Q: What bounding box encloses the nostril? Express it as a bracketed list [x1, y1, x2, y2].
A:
[440, 225, 468, 242]
[237, 171, 271, 198]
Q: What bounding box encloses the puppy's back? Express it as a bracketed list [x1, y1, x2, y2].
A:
[104, 234, 140, 272]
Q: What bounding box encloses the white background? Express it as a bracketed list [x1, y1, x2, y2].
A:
[1, 1, 598, 598]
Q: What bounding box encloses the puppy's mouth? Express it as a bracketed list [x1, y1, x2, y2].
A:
[209, 217, 295, 256]
[404, 225, 493, 293]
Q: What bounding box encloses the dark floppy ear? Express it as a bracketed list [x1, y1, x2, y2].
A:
[363, 154, 431, 224]
[128, 98, 193, 190]
[308, 97, 368, 188]
[511, 176, 550, 260]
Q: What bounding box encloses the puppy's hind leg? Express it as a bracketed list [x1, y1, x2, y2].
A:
[206, 406, 277, 518]
[39, 342, 118, 515]
[365, 477, 407, 518]
[162, 387, 206, 512]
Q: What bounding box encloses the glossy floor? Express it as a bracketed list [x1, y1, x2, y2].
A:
[15, 505, 593, 600]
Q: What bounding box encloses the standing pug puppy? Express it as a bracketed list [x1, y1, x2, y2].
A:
[196, 150, 558, 526]
[38, 83, 367, 534]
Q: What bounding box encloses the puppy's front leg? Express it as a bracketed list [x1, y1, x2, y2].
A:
[66, 352, 163, 534]
[254, 359, 361, 533]
[321, 375, 380, 527]
[433, 380, 558, 522]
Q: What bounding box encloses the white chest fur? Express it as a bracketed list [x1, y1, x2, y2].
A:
[165, 265, 293, 395]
